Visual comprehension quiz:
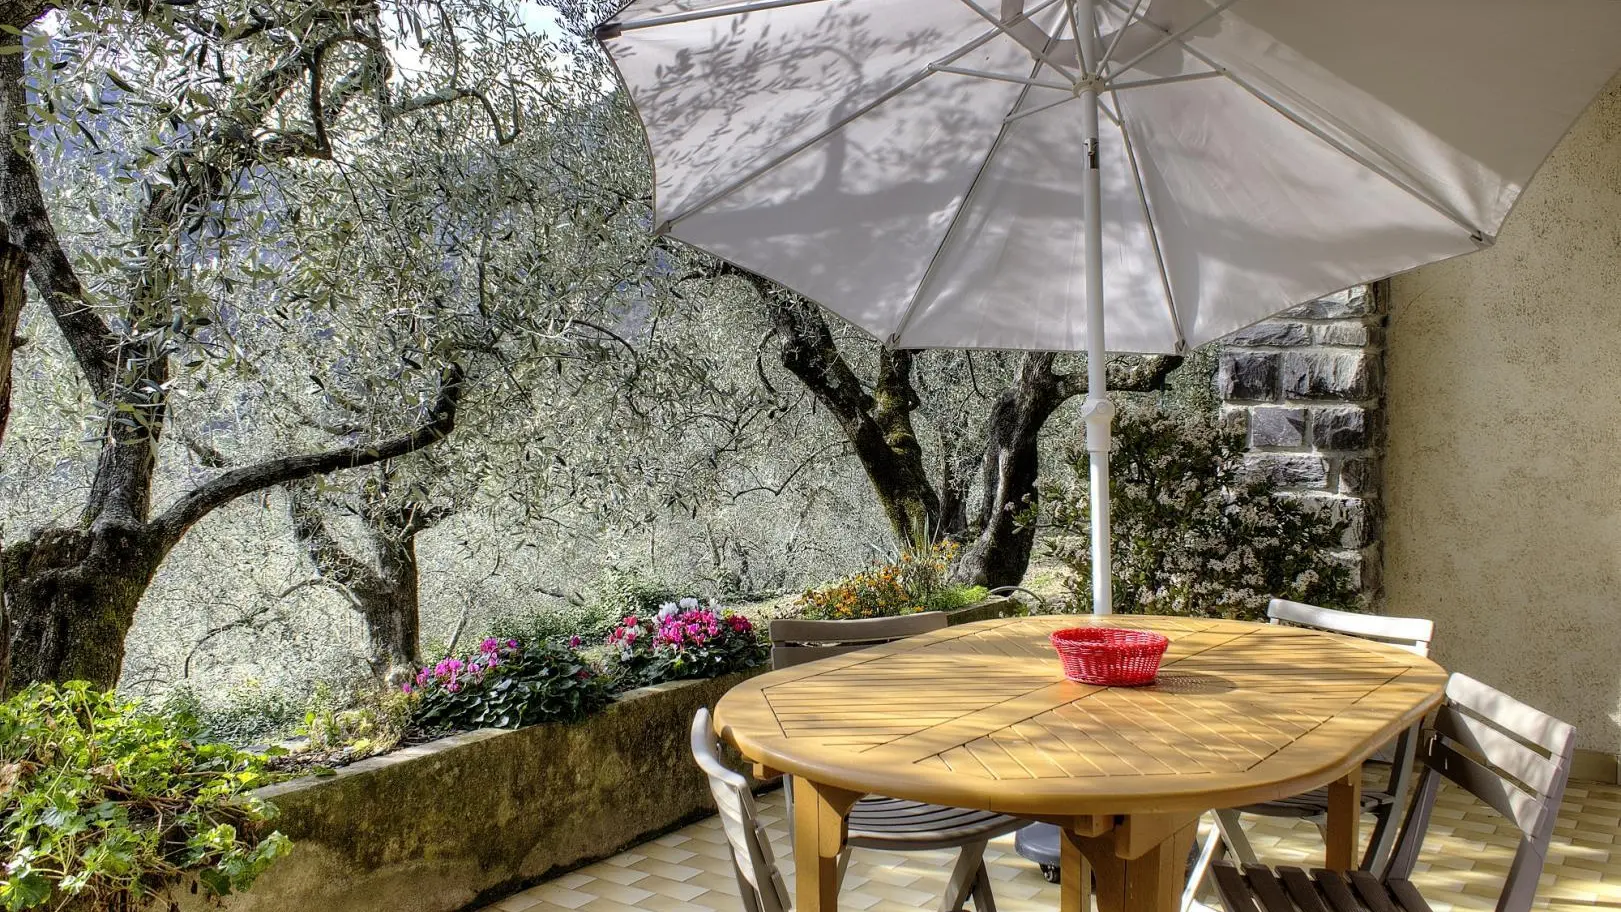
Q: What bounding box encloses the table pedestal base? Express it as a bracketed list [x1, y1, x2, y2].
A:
[1061, 815, 1200, 912]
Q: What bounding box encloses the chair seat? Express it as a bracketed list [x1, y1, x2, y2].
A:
[847, 797, 1024, 851]
[1237, 788, 1396, 820]
[1213, 862, 1434, 912]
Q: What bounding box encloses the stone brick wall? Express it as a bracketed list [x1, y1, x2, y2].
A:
[1217, 284, 1385, 601]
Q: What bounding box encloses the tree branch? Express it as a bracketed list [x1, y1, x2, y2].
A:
[1055, 354, 1184, 400]
[152, 364, 465, 549]
[287, 482, 385, 596]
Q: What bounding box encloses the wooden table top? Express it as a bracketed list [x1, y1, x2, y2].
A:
[714, 615, 1447, 817]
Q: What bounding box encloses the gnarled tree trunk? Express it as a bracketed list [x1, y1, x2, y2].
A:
[2, 366, 462, 690]
[287, 483, 436, 683]
[729, 262, 1181, 591]
[0, 241, 29, 695]
[4, 526, 164, 688]
[954, 355, 1183, 589]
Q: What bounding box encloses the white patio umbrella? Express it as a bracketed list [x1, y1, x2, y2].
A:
[594, 0, 1621, 615]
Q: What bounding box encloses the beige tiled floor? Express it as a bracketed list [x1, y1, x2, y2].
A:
[481, 779, 1621, 912]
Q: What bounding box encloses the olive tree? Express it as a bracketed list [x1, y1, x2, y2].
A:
[0, 0, 585, 689]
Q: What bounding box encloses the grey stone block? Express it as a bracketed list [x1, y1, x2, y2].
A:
[1315, 322, 1373, 347]
[1219, 352, 1279, 401]
[1224, 321, 1312, 347]
[1283, 351, 1375, 401]
[1244, 453, 1329, 488]
[1283, 287, 1378, 319]
[1249, 407, 1307, 448]
[1311, 406, 1370, 451]
[1338, 457, 1380, 496]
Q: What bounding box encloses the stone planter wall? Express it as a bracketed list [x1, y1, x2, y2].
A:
[1217, 284, 1387, 599]
[187, 669, 765, 912]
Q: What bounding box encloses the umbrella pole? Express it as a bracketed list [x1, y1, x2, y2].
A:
[1077, 0, 1114, 616]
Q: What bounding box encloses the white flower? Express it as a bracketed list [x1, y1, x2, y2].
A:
[678, 597, 700, 611]
[656, 603, 679, 621]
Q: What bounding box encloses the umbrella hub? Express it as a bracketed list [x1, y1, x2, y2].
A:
[1080, 397, 1115, 453]
[1072, 73, 1106, 96]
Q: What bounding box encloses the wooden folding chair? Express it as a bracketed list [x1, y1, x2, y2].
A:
[1211, 672, 1576, 912]
[769, 614, 1024, 911]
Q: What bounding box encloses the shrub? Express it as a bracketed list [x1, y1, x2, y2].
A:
[1046, 406, 1358, 620]
[793, 541, 989, 620]
[590, 569, 679, 619]
[487, 601, 621, 648]
[0, 682, 290, 911]
[302, 683, 413, 760]
[160, 680, 304, 747]
[606, 600, 768, 686]
[408, 638, 611, 732]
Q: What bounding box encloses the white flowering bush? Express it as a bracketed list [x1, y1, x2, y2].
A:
[1046, 407, 1358, 620]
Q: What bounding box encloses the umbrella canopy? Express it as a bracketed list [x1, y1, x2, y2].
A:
[595, 0, 1621, 611]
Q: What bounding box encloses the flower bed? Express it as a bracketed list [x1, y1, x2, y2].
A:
[162, 670, 766, 912]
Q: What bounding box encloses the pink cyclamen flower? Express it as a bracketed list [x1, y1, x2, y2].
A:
[569, 635, 583, 648]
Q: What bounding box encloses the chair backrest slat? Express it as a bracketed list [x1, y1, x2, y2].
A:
[1266, 599, 1434, 656]
[690, 709, 791, 912]
[771, 612, 949, 669]
[1424, 738, 1544, 833]
[771, 643, 880, 668]
[1444, 673, 1575, 755]
[770, 613, 948, 646]
[1432, 709, 1562, 796]
[1386, 674, 1576, 912]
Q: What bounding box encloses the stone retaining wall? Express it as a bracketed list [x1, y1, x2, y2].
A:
[1217, 284, 1386, 599]
[190, 670, 765, 912]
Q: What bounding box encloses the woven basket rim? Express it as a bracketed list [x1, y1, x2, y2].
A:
[1049, 627, 1169, 650]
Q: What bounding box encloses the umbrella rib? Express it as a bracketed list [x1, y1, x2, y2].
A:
[1097, 0, 1491, 243]
[958, 0, 1079, 81]
[1003, 94, 1080, 124]
[656, 0, 1068, 234]
[601, 0, 845, 36]
[1107, 91, 1187, 353]
[931, 64, 1075, 92]
[1105, 70, 1225, 92]
[888, 37, 1069, 346]
[1095, 0, 1149, 73]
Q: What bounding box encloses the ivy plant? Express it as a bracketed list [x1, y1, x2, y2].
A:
[0, 682, 290, 911]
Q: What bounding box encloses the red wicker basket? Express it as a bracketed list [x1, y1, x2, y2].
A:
[1049, 627, 1169, 686]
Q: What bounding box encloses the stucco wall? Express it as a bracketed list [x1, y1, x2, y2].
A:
[1385, 75, 1621, 756]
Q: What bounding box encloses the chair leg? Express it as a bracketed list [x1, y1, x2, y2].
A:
[1214, 810, 1260, 865]
[971, 861, 998, 912]
[837, 847, 852, 886]
[1181, 813, 1227, 912]
[1365, 723, 1422, 876]
[939, 841, 988, 912]
[1361, 804, 1400, 876]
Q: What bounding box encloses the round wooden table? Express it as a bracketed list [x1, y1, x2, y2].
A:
[712, 615, 1447, 912]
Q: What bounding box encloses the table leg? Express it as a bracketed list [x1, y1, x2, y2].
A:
[792, 777, 861, 912]
[1059, 826, 1092, 912]
[1325, 764, 1363, 873]
[1064, 817, 1198, 912]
